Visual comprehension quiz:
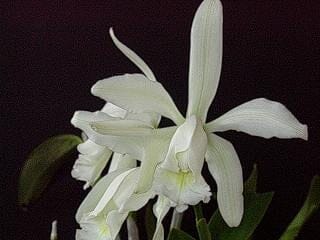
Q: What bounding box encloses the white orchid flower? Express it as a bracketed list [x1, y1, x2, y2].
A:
[72, 0, 308, 229]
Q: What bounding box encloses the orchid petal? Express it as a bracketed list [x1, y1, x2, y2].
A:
[101, 103, 127, 118]
[76, 211, 128, 240]
[109, 28, 157, 82]
[71, 140, 113, 189]
[205, 98, 308, 140]
[102, 102, 160, 128]
[205, 133, 243, 227]
[91, 118, 154, 136]
[152, 196, 172, 240]
[92, 168, 137, 215]
[91, 74, 184, 125]
[187, 0, 223, 121]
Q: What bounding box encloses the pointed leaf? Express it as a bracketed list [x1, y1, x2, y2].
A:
[279, 175, 320, 240]
[167, 228, 196, 240]
[208, 192, 274, 240]
[18, 134, 82, 206]
[244, 164, 258, 193]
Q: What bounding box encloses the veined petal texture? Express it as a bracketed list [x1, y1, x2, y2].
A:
[205, 98, 308, 140]
[187, 0, 223, 121]
[205, 133, 243, 227]
[91, 74, 184, 125]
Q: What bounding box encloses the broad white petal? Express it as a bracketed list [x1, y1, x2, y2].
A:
[152, 196, 172, 240]
[71, 111, 147, 159]
[76, 169, 128, 222]
[162, 116, 208, 176]
[91, 74, 184, 125]
[110, 28, 157, 82]
[72, 140, 113, 189]
[205, 98, 308, 140]
[205, 133, 243, 227]
[187, 0, 223, 121]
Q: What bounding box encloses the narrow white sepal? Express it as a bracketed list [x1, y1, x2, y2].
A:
[110, 27, 157, 82]
[187, 0, 223, 121]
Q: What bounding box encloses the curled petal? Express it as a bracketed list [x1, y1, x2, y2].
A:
[187, 0, 223, 121]
[205, 98, 308, 140]
[205, 133, 243, 227]
[102, 102, 160, 128]
[101, 103, 127, 118]
[162, 116, 207, 177]
[72, 140, 112, 189]
[110, 28, 157, 82]
[91, 74, 184, 125]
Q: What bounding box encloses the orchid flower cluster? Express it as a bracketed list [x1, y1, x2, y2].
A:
[70, 0, 307, 239]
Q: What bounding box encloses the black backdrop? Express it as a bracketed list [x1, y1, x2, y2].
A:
[2, 0, 320, 239]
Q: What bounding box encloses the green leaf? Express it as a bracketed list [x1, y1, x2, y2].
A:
[145, 202, 156, 240]
[279, 175, 320, 240]
[209, 192, 273, 240]
[244, 164, 258, 193]
[18, 134, 82, 206]
[167, 228, 196, 240]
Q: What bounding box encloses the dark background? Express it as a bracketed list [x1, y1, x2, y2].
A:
[2, 0, 319, 239]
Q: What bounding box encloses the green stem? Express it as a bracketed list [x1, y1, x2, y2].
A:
[170, 209, 183, 229]
[193, 204, 204, 220]
[193, 204, 212, 240]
